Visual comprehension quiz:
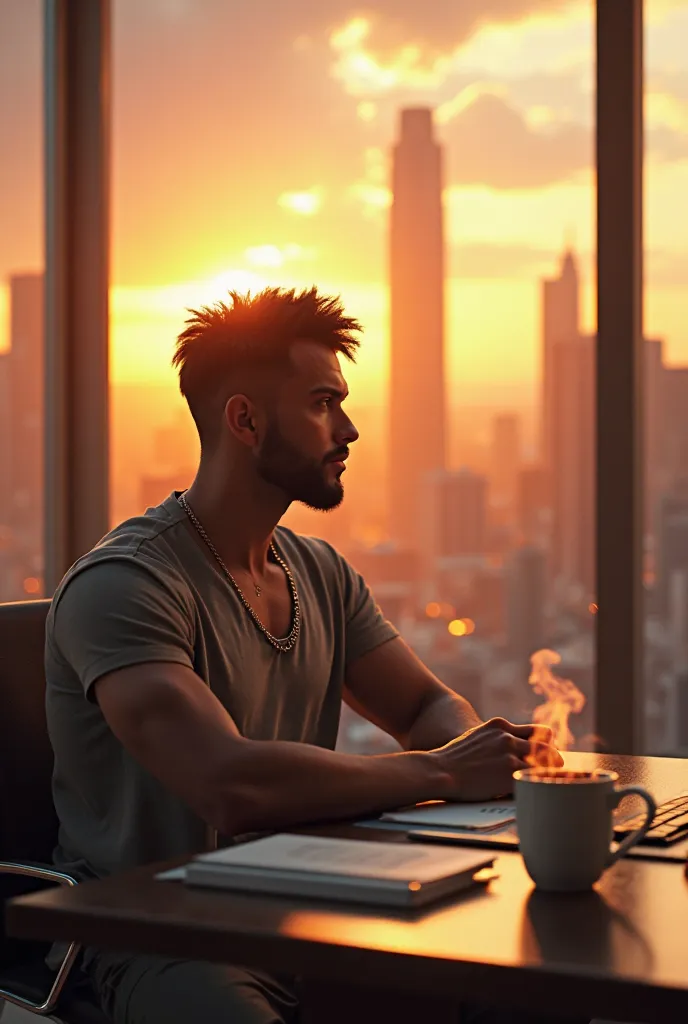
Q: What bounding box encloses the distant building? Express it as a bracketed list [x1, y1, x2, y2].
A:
[506, 545, 546, 666]
[469, 567, 505, 638]
[541, 249, 579, 472]
[645, 338, 665, 538]
[389, 108, 445, 553]
[490, 412, 521, 509]
[662, 366, 688, 493]
[550, 332, 595, 596]
[516, 464, 550, 547]
[425, 468, 488, 560]
[657, 486, 688, 618]
[7, 273, 44, 596]
[668, 568, 688, 672]
[0, 351, 10, 512]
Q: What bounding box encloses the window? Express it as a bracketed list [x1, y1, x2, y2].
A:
[109, 1, 596, 754]
[0, 1, 44, 601]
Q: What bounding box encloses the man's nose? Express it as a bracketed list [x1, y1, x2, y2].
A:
[337, 414, 359, 446]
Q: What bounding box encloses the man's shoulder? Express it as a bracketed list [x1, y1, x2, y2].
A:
[49, 495, 191, 616]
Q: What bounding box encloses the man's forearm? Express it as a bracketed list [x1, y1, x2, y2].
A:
[402, 690, 482, 752]
[216, 740, 451, 837]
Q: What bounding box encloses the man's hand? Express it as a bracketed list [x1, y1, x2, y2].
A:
[430, 717, 563, 802]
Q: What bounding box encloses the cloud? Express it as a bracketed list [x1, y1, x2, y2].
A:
[440, 93, 590, 188]
[321, 1, 577, 61]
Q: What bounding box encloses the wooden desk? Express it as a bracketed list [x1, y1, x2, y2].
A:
[7, 754, 688, 1023]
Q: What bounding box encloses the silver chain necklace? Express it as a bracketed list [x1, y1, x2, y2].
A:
[177, 492, 301, 653]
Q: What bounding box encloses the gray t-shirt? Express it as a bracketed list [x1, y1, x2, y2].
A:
[46, 492, 397, 882]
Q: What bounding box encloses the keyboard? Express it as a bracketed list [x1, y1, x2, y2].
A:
[614, 792, 688, 846]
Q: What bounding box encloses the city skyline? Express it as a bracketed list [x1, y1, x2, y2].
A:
[2, 1, 688, 404]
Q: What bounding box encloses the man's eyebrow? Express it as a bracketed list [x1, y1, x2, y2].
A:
[309, 384, 349, 399]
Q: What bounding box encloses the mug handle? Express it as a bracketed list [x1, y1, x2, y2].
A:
[606, 785, 657, 867]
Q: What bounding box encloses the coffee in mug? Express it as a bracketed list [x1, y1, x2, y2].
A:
[513, 768, 655, 892]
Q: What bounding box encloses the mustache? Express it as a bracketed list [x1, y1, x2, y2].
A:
[324, 447, 349, 463]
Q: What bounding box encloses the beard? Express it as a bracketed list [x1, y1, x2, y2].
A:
[255, 421, 345, 512]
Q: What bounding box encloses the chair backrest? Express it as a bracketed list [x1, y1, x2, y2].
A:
[0, 600, 58, 864]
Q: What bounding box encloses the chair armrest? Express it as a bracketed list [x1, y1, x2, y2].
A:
[0, 860, 81, 1015]
[0, 861, 79, 887]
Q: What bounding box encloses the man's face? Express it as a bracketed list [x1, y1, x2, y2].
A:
[254, 340, 359, 511]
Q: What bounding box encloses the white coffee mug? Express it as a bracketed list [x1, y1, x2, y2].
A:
[513, 768, 656, 891]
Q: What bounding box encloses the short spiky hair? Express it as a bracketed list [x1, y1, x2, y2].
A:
[172, 286, 361, 446]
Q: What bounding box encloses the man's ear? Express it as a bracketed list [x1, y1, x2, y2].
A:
[224, 394, 258, 446]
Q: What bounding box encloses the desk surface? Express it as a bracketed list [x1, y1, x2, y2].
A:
[7, 752, 688, 1023]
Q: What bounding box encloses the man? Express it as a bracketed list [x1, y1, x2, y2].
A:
[46, 287, 568, 1024]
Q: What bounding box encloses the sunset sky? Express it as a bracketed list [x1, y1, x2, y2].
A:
[1, 0, 687, 409]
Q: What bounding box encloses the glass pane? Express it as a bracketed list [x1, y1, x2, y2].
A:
[644, 0, 688, 755]
[0, 0, 44, 601]
[111, 1, 595, 754]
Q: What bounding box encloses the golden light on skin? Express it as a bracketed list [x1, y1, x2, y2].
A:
[277, 189, 322, 216]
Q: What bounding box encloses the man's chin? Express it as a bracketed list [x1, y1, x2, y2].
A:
[298, 484, 344, 513]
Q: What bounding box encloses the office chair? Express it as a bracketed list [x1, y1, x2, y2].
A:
[0, 599, 108, 1023]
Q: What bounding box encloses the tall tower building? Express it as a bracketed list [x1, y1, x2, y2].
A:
[389, 108, 445, 552]
[551, 332, 595, 596]
[541, 250, 579, 470]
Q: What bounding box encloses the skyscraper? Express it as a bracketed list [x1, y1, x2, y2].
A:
[541, 250, 579, 471]
[389, 108, 445, 552]
[550, 332, 595, 596]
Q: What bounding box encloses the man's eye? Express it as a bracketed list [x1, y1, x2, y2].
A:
[319, 397, 332, 408]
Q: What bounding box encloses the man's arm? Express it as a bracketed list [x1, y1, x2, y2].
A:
[95, 662, 448, 836]
[344, 636, 482, 751]
[95, 662, 556, 837]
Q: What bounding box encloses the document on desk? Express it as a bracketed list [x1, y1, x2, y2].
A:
[380, 800, 516, 831]
[167, 833, 496, 908]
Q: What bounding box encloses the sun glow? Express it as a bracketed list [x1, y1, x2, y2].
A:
[277, 189, 322, 216]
